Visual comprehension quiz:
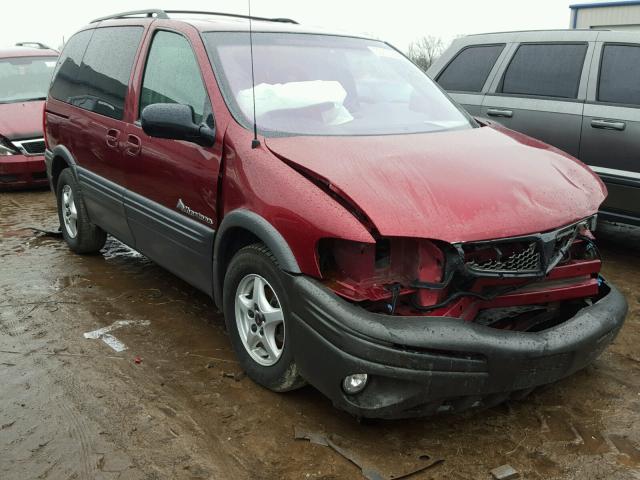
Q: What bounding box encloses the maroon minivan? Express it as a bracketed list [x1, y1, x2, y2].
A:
[0, 44, 58, 189]
[44, 10, 627, 419]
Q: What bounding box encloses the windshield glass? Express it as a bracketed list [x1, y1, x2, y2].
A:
[0, 56, 57, 103]
[203, 32, 473, 136]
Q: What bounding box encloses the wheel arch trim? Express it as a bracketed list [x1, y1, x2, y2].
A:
[46, 145, 78, 192]
[213, 209, 301, 309]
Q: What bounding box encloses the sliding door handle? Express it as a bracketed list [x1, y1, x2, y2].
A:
[106, 128, 120, 149]
[486, 108, 514, 118]
[591, 119, 626, 131]
[125, 135, 142, 156]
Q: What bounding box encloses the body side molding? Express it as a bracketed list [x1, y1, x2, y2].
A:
[124, 188, 216, 295]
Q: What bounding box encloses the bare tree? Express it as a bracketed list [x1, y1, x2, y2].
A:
[406, 36, 444, 72]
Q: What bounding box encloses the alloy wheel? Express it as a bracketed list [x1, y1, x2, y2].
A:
[61, 184, 78, 238]
[234, 274, 285, 366]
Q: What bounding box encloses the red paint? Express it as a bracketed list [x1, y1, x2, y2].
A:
[0, 153, 48, 190]
[0, 101, 47, 140]
[122, 20, 225, 224]
[265, 127, 605, 243]
[43, 18, 607, 325]
[0, 47, 58, 189]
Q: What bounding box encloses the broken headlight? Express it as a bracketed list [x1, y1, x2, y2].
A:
[316, 237, 450, 303]
[0, 137, 18, 156]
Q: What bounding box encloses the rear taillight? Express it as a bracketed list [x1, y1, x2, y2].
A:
[42, 104, 49, 150]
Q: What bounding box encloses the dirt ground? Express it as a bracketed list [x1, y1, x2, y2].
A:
[1, 189, 639, 480]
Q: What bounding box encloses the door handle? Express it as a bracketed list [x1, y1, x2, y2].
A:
[591, 119, 626, 131]
[487, 108, 514, 118]
[125, 134, 141, 156]
[106, 128, 120, 149]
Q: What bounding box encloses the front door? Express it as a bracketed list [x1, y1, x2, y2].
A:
[581, 42, 640, 224]
[481, 42, 592, 158]
[122, 28, 222, 293]
[435, 43, 509, 117]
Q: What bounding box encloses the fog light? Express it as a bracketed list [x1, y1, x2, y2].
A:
[342, 373, 368, 395]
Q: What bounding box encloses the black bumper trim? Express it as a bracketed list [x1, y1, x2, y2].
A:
[284, 274, 627, 419]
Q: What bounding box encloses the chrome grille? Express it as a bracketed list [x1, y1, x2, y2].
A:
[13, 138, 46, 156]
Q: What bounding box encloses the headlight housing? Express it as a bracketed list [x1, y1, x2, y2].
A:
[316, 237, 450, 305]
[0, 137, 18, 156]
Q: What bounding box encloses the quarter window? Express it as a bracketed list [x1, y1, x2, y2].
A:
[49, 30, 93, 104]
[50, 27, 143, 120]
[598, 44, 640, 106]
[437, 44, 505, 93]
[78, 27, 143, 119]
[500, 43, 587, 99]
[140, 31, 211, 126]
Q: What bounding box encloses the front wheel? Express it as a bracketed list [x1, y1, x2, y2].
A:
[56, 168, 106, 254]
[223, 244, 305, 392]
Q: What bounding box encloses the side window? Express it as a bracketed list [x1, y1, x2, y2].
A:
[598, 44, 640, 106]
[437, 44, 505, 93]
[76, 27, 144, 119]
[49, 30, 93, 103]
[140, 31, 211, 125]
[500, 43, 587, 99]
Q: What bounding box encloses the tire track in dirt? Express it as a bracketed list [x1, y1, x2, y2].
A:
[0, 303, 100, 479]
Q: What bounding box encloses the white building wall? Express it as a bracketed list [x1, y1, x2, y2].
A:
[571, 4, 640, 30]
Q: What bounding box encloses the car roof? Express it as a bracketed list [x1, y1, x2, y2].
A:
[458, 28, 640, 44]
[182, 16, 345, 35]
[89, 11, 374, 40]
[0, 46, 58, 59]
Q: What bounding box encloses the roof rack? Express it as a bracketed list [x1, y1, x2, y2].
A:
[164, 10, 298, 24]
[15, 42, 53, 50]
[91, 9, 169, 23]
[466, 28, 609, 36]
[90, 9, 298, 25]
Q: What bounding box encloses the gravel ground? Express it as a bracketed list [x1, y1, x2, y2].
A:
[1, 189, 639, 480]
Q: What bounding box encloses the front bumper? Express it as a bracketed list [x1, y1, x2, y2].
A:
[285, 274, 628, 419]
[0, 154, 48, 190]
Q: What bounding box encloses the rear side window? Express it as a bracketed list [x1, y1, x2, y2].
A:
[76, 27, 143, 119]
[500, 43, 587, 99]
[140, 31, 210, 125]
[50, 27, 143, 120]
[437, 44, 504, 93]
[598, 44, 640, 106]
[49, 30, 93, 103]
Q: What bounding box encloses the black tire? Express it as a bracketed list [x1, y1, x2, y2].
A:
[56, 168, 107, 254]
[223, 243, 306, 392]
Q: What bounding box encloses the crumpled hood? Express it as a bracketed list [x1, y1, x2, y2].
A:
[0, 101, 44, 140]
[265, 126, 606, 243]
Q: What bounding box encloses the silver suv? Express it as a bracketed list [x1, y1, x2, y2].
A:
[429, 30, 640, 226]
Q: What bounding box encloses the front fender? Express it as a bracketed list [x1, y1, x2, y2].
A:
[212, 208, 302, 307]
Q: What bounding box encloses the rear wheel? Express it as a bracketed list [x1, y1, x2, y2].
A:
[223, 244, 305, 392]
[56, 168, 106, 254]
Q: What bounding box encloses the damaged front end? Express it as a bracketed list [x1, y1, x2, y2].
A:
[281, 214, 627, 418]
[317, 215, 603, 332]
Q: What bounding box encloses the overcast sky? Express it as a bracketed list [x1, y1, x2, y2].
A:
[1, 1, 590, 52]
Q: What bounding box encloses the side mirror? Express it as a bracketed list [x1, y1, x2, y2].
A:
[141, 103, 215, 147]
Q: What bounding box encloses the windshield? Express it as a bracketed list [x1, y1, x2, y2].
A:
[203, 32, 473, 136]
[0, 56, 57, 103]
